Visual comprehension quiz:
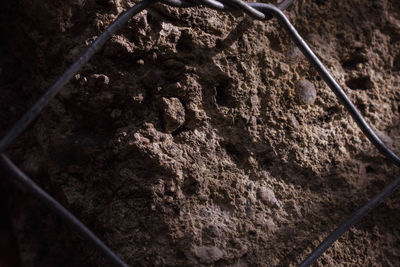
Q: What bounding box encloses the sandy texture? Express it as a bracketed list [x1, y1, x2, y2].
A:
[1, 0, 400, 266]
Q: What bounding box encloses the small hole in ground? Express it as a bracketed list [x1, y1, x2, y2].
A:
[182, 177, 199, 195]
[215, 79, 234, 107]
[341, 54, 367, 69]
[365, 165, 374, 173]
[345, 76, 373, 90]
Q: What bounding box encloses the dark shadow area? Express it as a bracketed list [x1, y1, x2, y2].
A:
[0, 182, 21, 267]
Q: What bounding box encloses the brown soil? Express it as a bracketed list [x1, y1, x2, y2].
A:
[1, 0, 400, 266]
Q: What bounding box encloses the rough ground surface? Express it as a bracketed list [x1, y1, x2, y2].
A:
[1, 0, 400, 266]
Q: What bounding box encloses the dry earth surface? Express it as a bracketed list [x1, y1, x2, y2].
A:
[1, 0, 400, 266]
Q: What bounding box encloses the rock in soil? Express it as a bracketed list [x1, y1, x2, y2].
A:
[1, 0, 400, 266]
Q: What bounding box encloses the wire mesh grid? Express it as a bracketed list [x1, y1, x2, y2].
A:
[1, 0, 399, 266]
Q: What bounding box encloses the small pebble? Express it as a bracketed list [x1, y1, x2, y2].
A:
[88, 74, 110, 88]
[194, 246, 224, 264]
[161, 97, 185, 133]
[257, 187, 280, 208]
[198, 194, 208, 201]
[265, 218, 278, 232]
[288, 113, 299, 128]
[286, 45, 304, 63]
[296, 79, 316, 105]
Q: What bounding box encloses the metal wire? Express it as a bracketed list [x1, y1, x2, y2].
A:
[0, 0, 157, 266]
[0, 0, 292, 266]
[0, 0, 157, 154]
[299, 176, 400, 267]
[0, 0, 399, 266]
[0, 154, 129, 267]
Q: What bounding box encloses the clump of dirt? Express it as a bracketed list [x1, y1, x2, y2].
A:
[1, 0, 400, 266]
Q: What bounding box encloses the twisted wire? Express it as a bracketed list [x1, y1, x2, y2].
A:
[0, 0, 398, 266]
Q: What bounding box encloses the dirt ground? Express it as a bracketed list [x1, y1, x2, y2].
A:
[1, 0, 400, 266]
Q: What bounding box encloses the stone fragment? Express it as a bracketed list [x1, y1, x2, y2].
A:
[265, 218, 278, 232]
[198, 194, 208, 202]
[112, 0, 126, 13]
[296, 79, 316, 105]
[194, 246, 224, 264]
[127, 86, 146, 105]
[257, 187, 279, 208]
[104, 35, 134, 57]
[286, 45, 304, 63]
[161, 97, 185, 133]
[288, 113, 299, 128]
[88, 74, 110, 89]
[74, 74, 87, 87]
